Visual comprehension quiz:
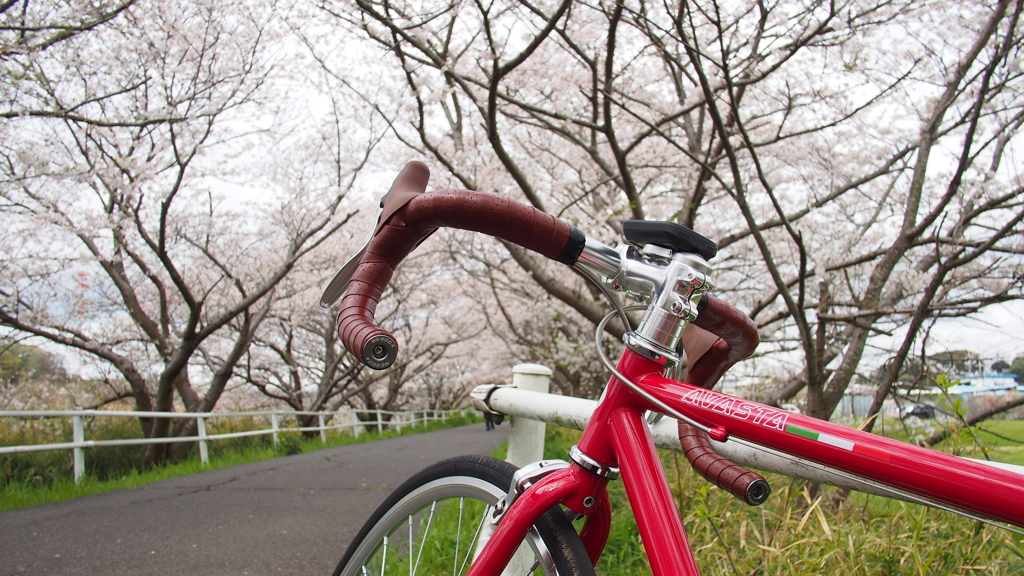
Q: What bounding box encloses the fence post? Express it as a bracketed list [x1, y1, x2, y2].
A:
[506, 364, 551, 467]
[349, 411, 361, 437]
[271, 413, 280, 445]
[197, 416, 209, 465]
[376, 411, 383, 435]
[318, 414, 327, 443]
[72, 412, 85, 483]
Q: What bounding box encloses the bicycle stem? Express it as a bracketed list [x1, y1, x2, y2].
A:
[574, 237, 713, 367]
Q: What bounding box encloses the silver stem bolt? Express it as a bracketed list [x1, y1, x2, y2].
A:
[670, 298, 684, 315]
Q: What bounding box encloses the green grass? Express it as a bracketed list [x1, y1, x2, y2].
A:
[527, 425, 1024, 576]
[1, 413, 480, 512]
[974, 420, 1024, 466]
[1, 446, 276, 512]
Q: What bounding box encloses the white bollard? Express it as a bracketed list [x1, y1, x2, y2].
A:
[505, 364, 551, 468]
[477, 364, 552, 575]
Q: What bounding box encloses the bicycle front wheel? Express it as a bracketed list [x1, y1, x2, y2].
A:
[333, 454, 594, 576]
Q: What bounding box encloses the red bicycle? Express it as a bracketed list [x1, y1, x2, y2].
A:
[322, 162, 1024, 576]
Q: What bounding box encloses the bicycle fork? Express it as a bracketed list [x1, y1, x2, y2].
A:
[468, 362, 705, 576]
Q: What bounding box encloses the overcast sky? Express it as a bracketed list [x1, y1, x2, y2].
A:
[927, 301, 1024, 365]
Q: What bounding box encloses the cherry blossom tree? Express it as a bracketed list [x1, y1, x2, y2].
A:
[0, 0, 379, 463]
[1, 0, 136, 88]
[1, 0, 1020, 473]
[319, 0, 1024, 420]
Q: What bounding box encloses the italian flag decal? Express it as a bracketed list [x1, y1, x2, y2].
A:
[785, 424, 891, 462]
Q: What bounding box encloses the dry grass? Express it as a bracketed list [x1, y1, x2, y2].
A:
[536, 426, 1024, 576]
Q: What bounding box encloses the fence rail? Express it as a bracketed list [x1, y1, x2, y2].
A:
[0, 408, 463, 482]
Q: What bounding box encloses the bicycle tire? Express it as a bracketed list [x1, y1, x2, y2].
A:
[333, 454, 595, 576]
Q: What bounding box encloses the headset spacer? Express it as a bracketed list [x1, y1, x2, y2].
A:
[569, 445, 620, 480]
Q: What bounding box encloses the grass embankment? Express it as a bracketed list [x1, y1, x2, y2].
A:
[976, 420, 1024, 464]
[526, 422, 1024, 576]
[1, 413, 480, 512]
[876, 416, 1024, 466]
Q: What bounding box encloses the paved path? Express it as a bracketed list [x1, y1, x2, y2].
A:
[0, 424, 507, 576]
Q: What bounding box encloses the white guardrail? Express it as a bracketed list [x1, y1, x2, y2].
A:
[0, 407, 463, 482]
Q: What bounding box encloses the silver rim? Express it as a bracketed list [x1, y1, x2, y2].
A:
[340, 476, 559, 576]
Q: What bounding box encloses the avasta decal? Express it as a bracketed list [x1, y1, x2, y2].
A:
[681, 389, 789, 431]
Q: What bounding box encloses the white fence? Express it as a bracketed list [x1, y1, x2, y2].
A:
[0, 408, 463, 482]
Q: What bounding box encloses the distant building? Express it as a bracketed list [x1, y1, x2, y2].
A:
[946, 374, 1022, 395]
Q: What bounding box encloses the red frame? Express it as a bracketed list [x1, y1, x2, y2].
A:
[466, 348, 1024, 576]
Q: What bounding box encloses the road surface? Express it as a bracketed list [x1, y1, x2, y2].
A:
[0, 423, 507, 575]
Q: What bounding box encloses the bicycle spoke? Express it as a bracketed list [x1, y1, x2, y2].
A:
[411, 501, 436, 576]
[456, 504, 491, 576]
[453, 497, 464, 576]
[355, 500, 540, 576]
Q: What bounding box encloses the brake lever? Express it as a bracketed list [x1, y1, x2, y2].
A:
[318, 161, 431, 308]
[319, 239, 371, 308]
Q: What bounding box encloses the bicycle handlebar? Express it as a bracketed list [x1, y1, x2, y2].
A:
[335, 162, 586, 369]
[332, 161, 758, 378]
[685, 295, 760, 389]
